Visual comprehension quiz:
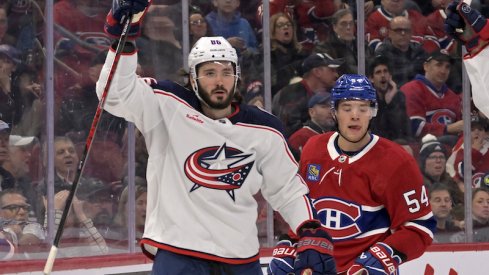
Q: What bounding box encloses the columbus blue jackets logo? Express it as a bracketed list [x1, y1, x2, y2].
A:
[306, 164, 321, 182]
[184, 143, 254, 201]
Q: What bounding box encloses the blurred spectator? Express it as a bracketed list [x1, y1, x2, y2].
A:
[0, 6, 15, 46]
[256, 0, 340, 51]
[77, 181, 122, 241]
[10, 64, 43, 137]
[56, 50, 126, 185]
[400, 50, 463, 143]
[0, 120, 14, 191]
[450, 188, 489, 243]
[429, 183, 460, 243]
[419, 134, 463, 205]
[138, 4, 183, 81]
[267, 12, 308, 95]
[449, 115, 489, 191]
[7, 0, 45, 72]
[114, 182, 147, 241]
[367, 55, 412, 141]
[206, 0, 258, 55]
[272, 52, 342, 137]
[374, 16, 427, 86]
[315, 8, 363, 74]
[53, 0, 111, 103]
[347, 0, 378, 19]
[36, 136, 104, 223]
[0, 44, 21, 126]
[288, 92, 335, 160]
[43, 189, 108, 256]
[0, 189, 45, 254]
[2, 135, 38, 220]
[366, 0, 427, 51]
[189, 9, 213, 46]
[241, 12, 308, 103]
[424, 0, 456, 53]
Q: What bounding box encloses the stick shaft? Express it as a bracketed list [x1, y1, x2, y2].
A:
[42, 13, 134, 275]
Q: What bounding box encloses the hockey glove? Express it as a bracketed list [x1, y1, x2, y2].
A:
[444, 0, 489, 53]
[105, 0, 152, 39]
[346, 242, 402, 275]
[294, 221, 336, 275]
[267, 236, 297, 275]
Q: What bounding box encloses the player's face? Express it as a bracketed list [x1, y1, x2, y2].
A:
[429, 190, 452, 219]
[472, 190, 489, 223]
[370, 64, 391, 93]
[424, 152, 446, 179]
[335, 100, 373, 147]
[424, 60, 451, 88]
[196, 61, 237, 110]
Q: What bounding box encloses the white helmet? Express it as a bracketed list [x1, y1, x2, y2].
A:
[188, 36, 240, 80]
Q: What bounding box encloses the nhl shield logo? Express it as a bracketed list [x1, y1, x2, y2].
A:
[307, 164, 321, 182]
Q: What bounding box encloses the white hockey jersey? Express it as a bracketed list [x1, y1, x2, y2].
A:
[96, 50, 315, 264]
[464, 46, 489, 118]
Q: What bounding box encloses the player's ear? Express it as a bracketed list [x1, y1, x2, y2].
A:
[331, 108, 337, 121]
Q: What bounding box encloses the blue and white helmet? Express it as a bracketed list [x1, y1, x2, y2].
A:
[331, 74, 378, 117]
[188, 36, 240, 98]
[188, 36, 240, 80]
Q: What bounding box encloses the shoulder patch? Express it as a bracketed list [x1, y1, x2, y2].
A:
[306, 164, 321, 182]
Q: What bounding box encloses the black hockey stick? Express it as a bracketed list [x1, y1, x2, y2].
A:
[43, 12, 134, 275]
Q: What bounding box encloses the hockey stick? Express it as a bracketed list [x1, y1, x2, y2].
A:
[42, 12, 134, 275]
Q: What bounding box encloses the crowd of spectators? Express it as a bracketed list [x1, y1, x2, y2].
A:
[0, 0, 488, 263]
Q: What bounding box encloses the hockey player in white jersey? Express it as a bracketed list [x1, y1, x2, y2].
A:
[99, 0, 336, 274]
[445, 0, 489, 117]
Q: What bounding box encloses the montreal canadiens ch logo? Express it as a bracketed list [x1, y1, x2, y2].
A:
[184, 143, 254, 201]
[314, 198, 362, 240]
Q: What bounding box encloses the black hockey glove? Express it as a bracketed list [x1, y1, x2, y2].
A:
[267, 235, 297, 275]
[105, 0, 152, 39]
[346, 242, 402, 275]
[444, 0, 489, 53]
[294, 221, 336, 275]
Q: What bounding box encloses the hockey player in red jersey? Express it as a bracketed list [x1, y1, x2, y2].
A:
[445, 0, 489, 117]
[101, 1, 337, 274]
[297, 74, 436, 274]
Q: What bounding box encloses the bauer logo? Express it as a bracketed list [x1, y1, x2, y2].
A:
[307, 164, 321, 182]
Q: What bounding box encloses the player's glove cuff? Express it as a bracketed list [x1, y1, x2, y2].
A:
[348, 242, 402, 275]
[104, 0, 152, 39]
[267, 235, 297, 275]
[294, 221, 336, 275]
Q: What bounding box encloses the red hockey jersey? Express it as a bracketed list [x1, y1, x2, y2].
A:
[401, 78, 462, 138]
[365, 6, 426, 51]
[299, 132, 435, 272]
